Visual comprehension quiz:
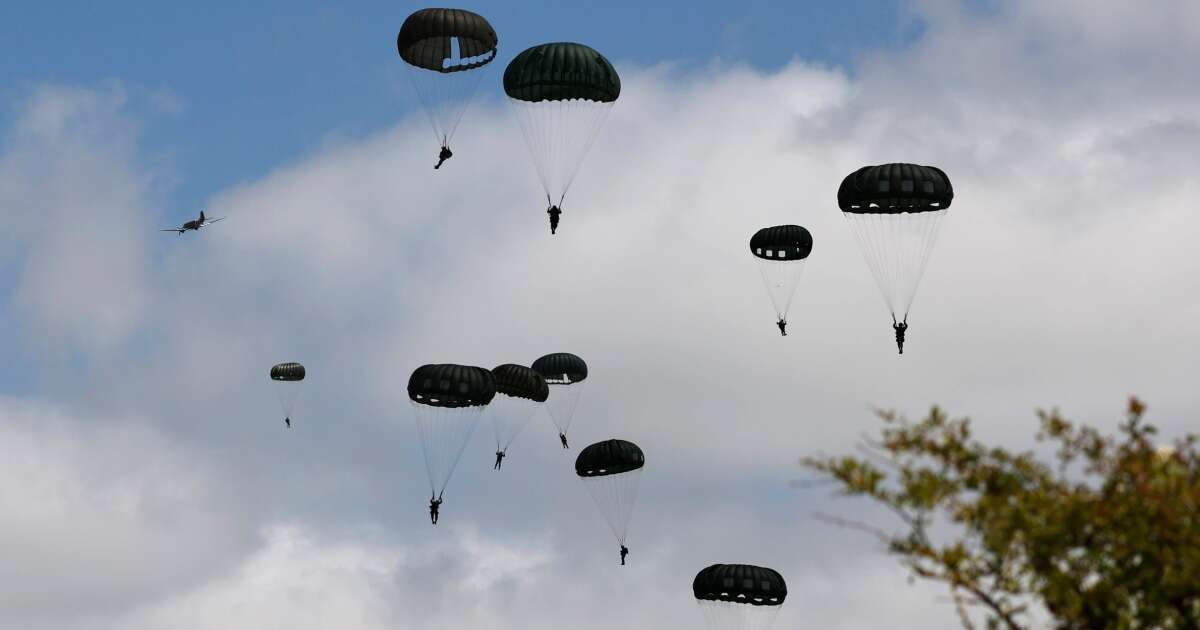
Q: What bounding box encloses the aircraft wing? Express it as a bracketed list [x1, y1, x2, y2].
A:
[160, 228, 182, 232]
[203, 217, 226, 225]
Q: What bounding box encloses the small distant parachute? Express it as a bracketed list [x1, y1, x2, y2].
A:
[575, 439, 644, 555]
[839, 163, 954, 352]
[693, 564, 788, 630]
[397, 8, 498, 166]
[408, 364, 495, 502]
[504, 42, 620, 234]
[531, 352, 588, 446]
[489, 364, 549, 464]
[270, 362, 305, 426]
[749, 225, 813, 336]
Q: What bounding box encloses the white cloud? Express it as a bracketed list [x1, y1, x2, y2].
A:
[0, 84, 152, 354]
[0, 397, 259, 627]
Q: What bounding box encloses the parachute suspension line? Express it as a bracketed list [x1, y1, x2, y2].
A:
[581, 469, 642, 545]
[755, 259, 808, 321]
[544, 383, 584, 436]
[512, 99, 613, 208]
[844, 209, 946, 319]
[490, 397, 541, 453]
[274, 382, 301, 419]
[405, 50, 491, 150]
[905, 209, 946, 319]
[698, 600, 783, 630]
[411, 402, 484, 498]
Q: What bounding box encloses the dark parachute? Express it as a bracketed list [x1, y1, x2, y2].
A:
[489, 364, 549, 465]
[838, 163, 953, 212]
[839, 163, 954, 354]
[531, 352, 589, 384]
[397, 8, 497, 167]
[270, 362, 306, 381]
[503, 43, 621, 103]
[504, 43, 620, 234]
[397, 9, 497, 73]
[408, 364, 495, 506]
[531, 353, 588, 444]
[693, 564, 788, 605]
[407, 363, 496, 408]
[749, 225, 813, 336]
[693, 564, 788, 630]
[575, 439, 644, 555]
[270, 362, 305, 427]
[574, 439, 645, 477]
[492, 364, 549, 402]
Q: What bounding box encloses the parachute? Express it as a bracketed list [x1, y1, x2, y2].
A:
[575, 439, 644, 552]
[489, 364, 549, 462]
[270, 362, 305, 425]
[408, 364, 496, 500]
[504, 42, 620, 233]
[531, 352, 588, 444]
[749, 225, 813, 336]
[397, 8, 498, 165]
[693, 564, 788, 630]
[839, 163, 954, 351]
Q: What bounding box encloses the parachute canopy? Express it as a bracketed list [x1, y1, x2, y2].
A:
[492, 364, 549, 402]
[397, 8, 497, 73]
[531, 353, 588, 384]
[693, 564, 788, 606]
[408, 364, 496, 408]
[505, 43, 619, 228]
[575, 439, 645, 477]
[270, 362, 305, 381]
[576, 438, 644, 548]
[503, 42, 620, 103]
[397, 8, 497, 158]
[838, 163, 954, 326]
[838, 163, 953, 213]
[489, 364, 548, 456]
[750, 225, 813, 261]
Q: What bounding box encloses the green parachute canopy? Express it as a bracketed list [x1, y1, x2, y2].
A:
[838, 163, 955, 336]
[838, 163, 953, 214]
[531, 352, 588, 384]
[408, 364, 496, 408]
[503, 42, 620, 103]
[492, 364, 549, 402]
[693, 564, 788, 606]
[575, 439, 645, 477]
[397, 8, 497, 73]
[270, 362, 306, 381]
[749, 225, 813, 261]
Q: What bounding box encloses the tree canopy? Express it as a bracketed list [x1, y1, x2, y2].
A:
[802, 398, 1199, 629]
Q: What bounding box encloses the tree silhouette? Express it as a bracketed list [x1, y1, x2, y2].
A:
[802, 398, 1199, 629]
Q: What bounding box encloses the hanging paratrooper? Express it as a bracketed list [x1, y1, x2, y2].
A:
[576, 439, 644, 565]
[408, 364, 496, 524]
[839, 163, 954, 354]
[749, 224, 813, 337]
[504, 42, 620, 234]
[269, 362, 305, 429]
[397, 8, 498, 169]
[531, 352, 588, 449]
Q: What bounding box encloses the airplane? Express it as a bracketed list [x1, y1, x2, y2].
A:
[160, 210, 225, 235]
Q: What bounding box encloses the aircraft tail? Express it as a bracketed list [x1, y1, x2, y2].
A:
[199, 210, 206, 222]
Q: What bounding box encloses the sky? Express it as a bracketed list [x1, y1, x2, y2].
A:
[1, 1, 1199, 628]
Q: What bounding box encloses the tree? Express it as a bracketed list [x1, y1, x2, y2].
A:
[802, 398, 1200, 629]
